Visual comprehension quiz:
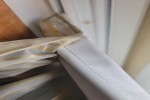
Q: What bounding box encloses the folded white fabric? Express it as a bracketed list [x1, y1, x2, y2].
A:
[58, 38, 150, 100]
[0, 15, 85, 100]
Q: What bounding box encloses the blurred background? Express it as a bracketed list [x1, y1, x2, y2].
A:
[1, 0, 150, 95]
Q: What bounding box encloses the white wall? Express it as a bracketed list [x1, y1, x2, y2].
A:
[4, 0, 54, 37]
[124, 4, 150, 78]
[108, 0, 149, 66]
[123, 3, 150, 95]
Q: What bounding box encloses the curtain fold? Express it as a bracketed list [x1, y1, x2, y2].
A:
[0, 15, 86, 100]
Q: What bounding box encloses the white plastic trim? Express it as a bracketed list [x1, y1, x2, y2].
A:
[57, 38, 150, 100]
